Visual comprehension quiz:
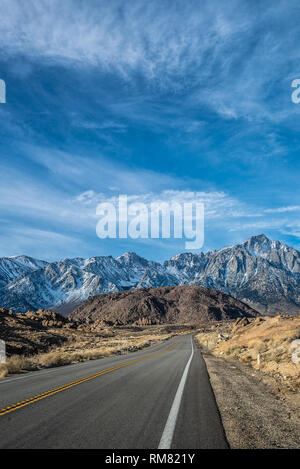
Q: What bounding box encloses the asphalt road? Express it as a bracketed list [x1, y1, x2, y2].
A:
[0, 334, 228, 449]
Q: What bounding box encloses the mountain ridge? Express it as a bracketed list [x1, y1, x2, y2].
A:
[0, 256, 48, 289]
[0, 234, 299, 315]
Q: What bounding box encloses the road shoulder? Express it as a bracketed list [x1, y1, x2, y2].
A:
[172, 346, 229, 449]
[203, 352, 300, 449]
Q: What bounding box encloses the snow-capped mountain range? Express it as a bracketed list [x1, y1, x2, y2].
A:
[0, 234, 299, 315]
[0, 256, 48, 289]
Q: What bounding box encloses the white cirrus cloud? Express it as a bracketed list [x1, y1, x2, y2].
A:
[1, 0, 299, 123]
[264, 206, 300, 213]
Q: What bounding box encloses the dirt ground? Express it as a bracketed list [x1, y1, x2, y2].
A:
[203, 352, 300, 449]
[196, 315, 300, 394]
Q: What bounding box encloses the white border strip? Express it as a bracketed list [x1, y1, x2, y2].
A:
[158, 336, 194, 449]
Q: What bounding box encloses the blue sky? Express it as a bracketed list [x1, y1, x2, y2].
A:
[0, 0, 300, 262]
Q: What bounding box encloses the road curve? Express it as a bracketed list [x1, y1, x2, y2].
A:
[0, 334, 228, 449]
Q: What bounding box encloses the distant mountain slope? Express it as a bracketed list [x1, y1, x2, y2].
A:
[0, 253, 177, 314]
[0, 234, 299, 315]
[69, 286, 259, 326]
[0, 256, 48, 289]
[164, 234, 300, 315]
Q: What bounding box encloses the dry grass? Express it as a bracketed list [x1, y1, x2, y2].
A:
[34, 332, 175, 369]
[0, 326, 189, 377]
[195, 315, 300, 394]
[0, 364, 8, 378]
[5, 355, 35, 373]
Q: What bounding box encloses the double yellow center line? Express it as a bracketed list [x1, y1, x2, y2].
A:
[0, 338, 182, 417]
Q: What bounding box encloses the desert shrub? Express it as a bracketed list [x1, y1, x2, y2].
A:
[255, 342, 269, 353]
[224, 346, 243, 357]
[264, 348, 287, 363]
[6, 355, 35, 373]
[38, 352, 72, 368]
[294, 328, 300, 340]
[241, 355, 253, 364]
[0, 364, 8, 378]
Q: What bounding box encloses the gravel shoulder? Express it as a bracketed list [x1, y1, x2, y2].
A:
[203, 352, 300, 449]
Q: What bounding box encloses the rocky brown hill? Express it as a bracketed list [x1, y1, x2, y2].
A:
[0, 308, 78, 355]
[69, 285, 259, 326]
[0, 307, 192, 363]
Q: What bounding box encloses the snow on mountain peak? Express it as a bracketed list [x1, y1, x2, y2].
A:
[0, 235, 300, 315]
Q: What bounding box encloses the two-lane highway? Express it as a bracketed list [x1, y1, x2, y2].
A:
[0, 334, 228, 449]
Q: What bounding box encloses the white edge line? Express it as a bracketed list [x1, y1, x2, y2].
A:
[158, 336, 194, 449]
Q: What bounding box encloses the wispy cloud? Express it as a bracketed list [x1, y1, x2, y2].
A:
[264, 206, 300, 213]
[1, 0, 299, 123]
[0, 226, 83, 260]
[21, 143, 181, 195]
[1, 1, 300, 259]
[76, 189, 247, 219]
[1, 1, 246, 78]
